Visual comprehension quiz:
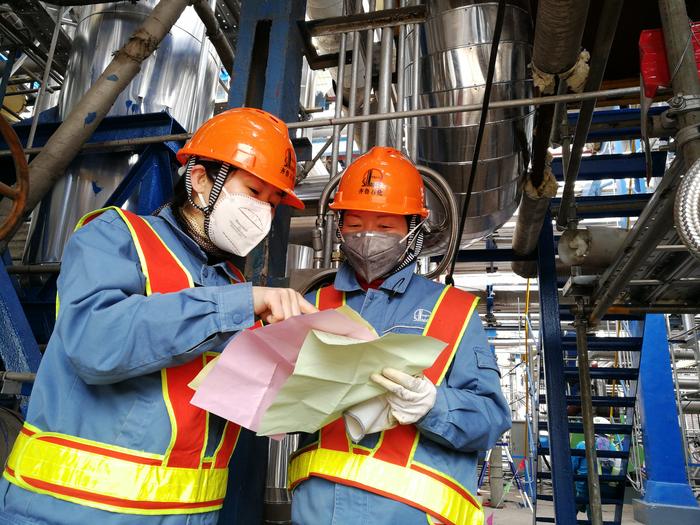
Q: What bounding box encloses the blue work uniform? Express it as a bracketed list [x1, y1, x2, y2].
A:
[292, 263, 512, 525]
[0, 207, 259, 525]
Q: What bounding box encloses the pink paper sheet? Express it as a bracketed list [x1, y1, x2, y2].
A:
[190, 309, 376, 432]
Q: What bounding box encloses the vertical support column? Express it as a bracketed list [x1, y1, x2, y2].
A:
[633, 314, 700, 525]
[229, 0, 307, 286]
[224, 3, 307, 525]
[537, 211, 577, 525]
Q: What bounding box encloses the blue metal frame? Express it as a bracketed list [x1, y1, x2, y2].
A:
[224, 2, 308, 523]
[551, 193, 652, 219]
[536, 211, 578, 525]
[567, 106, 669, 142]
[551, 151, 667, 181]
[633, 314, 700, 524]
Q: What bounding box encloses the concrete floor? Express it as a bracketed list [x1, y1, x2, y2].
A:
[479, 488, 641, 525]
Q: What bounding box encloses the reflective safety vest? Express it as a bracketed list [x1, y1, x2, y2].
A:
[4, 207, 252, 515]
[289, 284, 484, 525]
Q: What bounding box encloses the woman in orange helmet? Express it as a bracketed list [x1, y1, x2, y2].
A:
[289, 147, 510, 525]
[0, 108, 316, 525]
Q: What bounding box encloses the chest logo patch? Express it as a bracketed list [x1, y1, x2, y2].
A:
[413, 308, 431, 323]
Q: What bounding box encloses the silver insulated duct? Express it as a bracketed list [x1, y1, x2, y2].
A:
[23, 0, 220, 263]
[406, 0, 534, 243]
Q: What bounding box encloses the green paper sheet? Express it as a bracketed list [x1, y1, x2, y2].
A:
[257, 329, 447, 436]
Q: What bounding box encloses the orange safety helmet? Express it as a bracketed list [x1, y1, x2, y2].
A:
[330, 146, 429, 217]
[177, 107, 304, 209]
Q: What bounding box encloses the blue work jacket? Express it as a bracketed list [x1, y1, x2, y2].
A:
[0, 207, 259, 525]
[292, 263, 512, 525]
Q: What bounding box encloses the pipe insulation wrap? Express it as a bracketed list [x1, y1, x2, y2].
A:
[675, 157, 700, 261]
[532, 0, 590, 75]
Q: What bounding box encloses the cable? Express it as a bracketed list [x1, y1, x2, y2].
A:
[445, 0, 507, 286]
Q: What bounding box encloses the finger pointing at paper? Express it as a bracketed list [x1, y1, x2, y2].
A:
[252, 286, 318, 324]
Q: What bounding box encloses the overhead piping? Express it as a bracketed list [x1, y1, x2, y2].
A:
[510, 0, 590, 278]
[191, 0, 235, 75]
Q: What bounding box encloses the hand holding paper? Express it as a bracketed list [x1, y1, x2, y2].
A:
[371, 367, 437, 425]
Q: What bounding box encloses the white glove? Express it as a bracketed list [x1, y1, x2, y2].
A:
[343, 395, 397, 442]
[370, 367, 437, 425]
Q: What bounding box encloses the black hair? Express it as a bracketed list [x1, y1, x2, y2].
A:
[171, 159, 226, 209]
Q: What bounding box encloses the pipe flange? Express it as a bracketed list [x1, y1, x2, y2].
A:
[674, 124, 700, 151]
[667, 94, 700, 116]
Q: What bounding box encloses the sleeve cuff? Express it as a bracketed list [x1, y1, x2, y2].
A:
[217, 282, 255, 332]
[417, 385, 449, 435]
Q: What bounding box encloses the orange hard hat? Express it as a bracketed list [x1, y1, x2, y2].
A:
[330, 146, 429, 217]
[177, 107, 303, 209]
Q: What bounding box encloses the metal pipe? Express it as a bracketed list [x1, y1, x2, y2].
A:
[588, 158, 684, 324]
[375, 0, 395, 146]
[26, 6, 65, 151]
[1, 371, 36, 383]
[681, 314, 700, 390]
[409, 19, 419, 161]
[191, 0, 235, 76]
[0, 133, 192, 158]
[6, 263, 61, 274]
[191, 0, 216, 124]
[575, 302, 604, 525]
[345, 1, 362, 166]
[330, 29, 348, 179]
[395, 0, 407, 152]
[556, 0, 625, 230]
[287, 86, 645, 130]
[659, 0, 700, 165]
[418, 166, 459, 280]
[360, 0, 376, 154]
[0, 0, 192, 249]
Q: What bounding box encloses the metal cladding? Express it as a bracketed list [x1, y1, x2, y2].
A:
[24, 1, 220, 264]
[406, 0, 534, 243]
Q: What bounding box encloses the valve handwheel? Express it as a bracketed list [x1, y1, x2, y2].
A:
[0, 115, 29, 240]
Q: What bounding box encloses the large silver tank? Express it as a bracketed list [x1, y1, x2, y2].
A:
[24, 1, 220, 263]
[407, 0, 534, 243]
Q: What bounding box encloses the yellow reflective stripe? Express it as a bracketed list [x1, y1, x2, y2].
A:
[315, 288, 322, 308]
[6, 431, 227, 510]
[161, 368, 179, 465]
[3, 470, 222, 516]
[289, 449, 483, 525]
[411, 459, 472, 500]
[422, 286, 450, 337]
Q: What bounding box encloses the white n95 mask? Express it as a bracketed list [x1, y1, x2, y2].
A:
[205, 188, 272, 256]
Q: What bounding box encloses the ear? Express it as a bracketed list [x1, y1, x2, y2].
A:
[189, 164, 212, 195]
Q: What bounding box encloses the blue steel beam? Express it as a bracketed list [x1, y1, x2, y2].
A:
[567, 106, 669, 142]
[224, 2, 307, 524]
[551, 151, 667, 181]
[230, 0, 307, 287]
[536, 212, 577, 525]
[551, 193, 652, 218]
[633, 314, 700, 525]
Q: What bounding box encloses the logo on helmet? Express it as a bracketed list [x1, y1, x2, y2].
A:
[280, 148, 294, 179]
[359, 169, 385, 196]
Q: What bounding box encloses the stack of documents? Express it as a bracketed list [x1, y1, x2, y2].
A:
[190, 307, 445, 436]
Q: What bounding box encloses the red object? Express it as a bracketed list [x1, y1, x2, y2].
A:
[640, 23, 700, 98]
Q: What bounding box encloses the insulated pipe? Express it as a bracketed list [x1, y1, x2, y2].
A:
[556, 0, 624, 230]
[511, 0, 590, 277]
[191, 0, 235, 76]
[375, 0, 395, 146]
[675, 158, 700, 262]
[531, 0, 590, 87]
[0, 0, 190, 250]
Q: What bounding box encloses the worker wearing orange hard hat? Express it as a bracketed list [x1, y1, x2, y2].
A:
[0, 108, 316, 525]
[290, 147, 510, 525]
